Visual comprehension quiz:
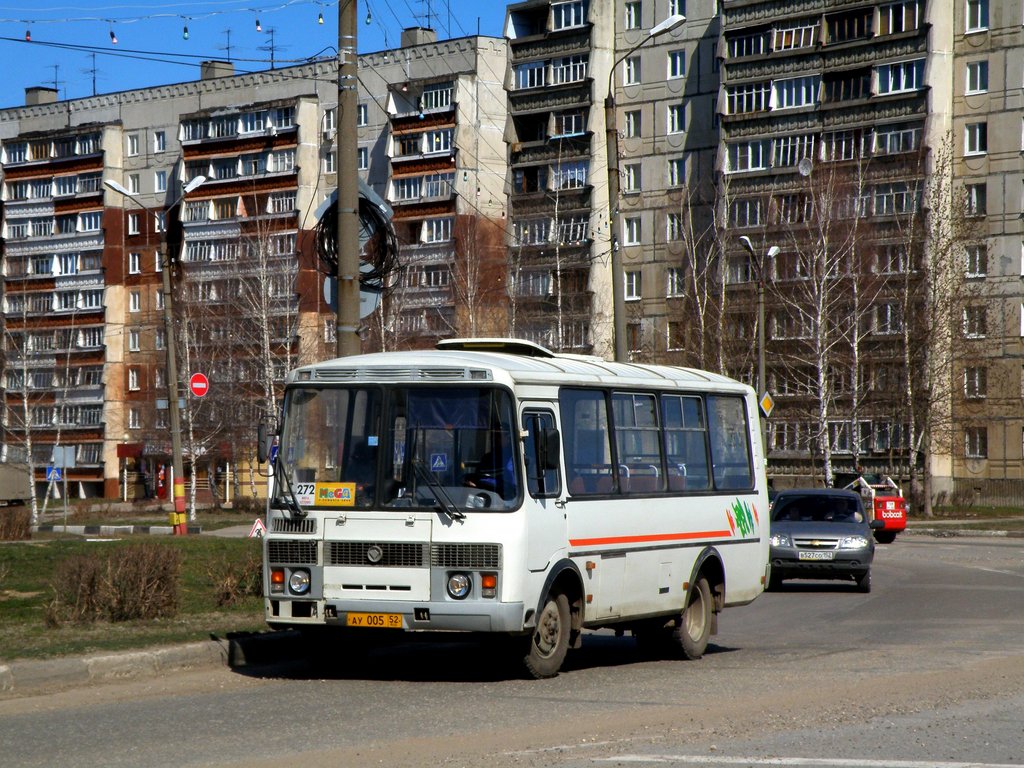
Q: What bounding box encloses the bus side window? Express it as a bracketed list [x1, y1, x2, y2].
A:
[523, 411, 561, 498]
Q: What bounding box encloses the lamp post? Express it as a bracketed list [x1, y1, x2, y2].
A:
[739, 236, 779, 455]
[104, 175, 205, 534]
[605, 13, 685, 362]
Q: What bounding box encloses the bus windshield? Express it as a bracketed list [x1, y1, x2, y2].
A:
[275, 385, 520, 512]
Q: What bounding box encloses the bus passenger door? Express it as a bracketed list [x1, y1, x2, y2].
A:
[521, 408, 567, 572]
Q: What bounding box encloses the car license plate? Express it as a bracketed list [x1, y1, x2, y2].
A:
[346, 612, 403, 629]
[798, 551, 835, 561]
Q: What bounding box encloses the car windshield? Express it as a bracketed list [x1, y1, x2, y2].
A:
[771, 495, 864, 524]
[275, 384, 519, 512]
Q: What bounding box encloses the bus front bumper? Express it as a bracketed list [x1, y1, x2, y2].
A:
[266, 597, 527, 633]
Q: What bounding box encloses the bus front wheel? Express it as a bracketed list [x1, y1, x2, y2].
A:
[523, 592, 570, 679]
[673, 577, 712, 660]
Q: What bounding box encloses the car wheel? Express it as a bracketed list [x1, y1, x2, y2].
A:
[522, 592, 570, 678]
[856, 569, 872, 593]
[673, 577, 713, 660]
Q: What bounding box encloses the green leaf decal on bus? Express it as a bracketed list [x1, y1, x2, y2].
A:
[729, 499, 757, 537]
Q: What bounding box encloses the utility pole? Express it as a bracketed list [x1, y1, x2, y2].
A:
[335, 0, 361, 357]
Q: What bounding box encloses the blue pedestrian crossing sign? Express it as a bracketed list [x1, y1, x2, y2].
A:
[430, 453, 448, 472]
[47, 466, 61, 482]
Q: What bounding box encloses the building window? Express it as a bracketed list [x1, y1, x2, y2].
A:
[965, 244, 987, 277]
[550, 55, 588, 85]
[129, 252, 141, 274]
[667, 321, 684, 351]
[726, 82, 771, 114]
[130, 290, 141, 313]
[773, 134, 816, 167]
[128, 408, 140, 430]
[623, 217, 641, 246]
[128, 173, 140, 194]
[357, 103, 368, 126]
[128, 368, 140, 391]
[964, 366, 987, 399]
[965, 122, 987, 155]
[128, 329, 140, 352]
[727, 140, 768, 172]
[153, 131, 166, 152]
[624, 110, 641, 138]
[423, 217, 452, 243]
[358, 146, 368, 170]
[515, 61, 545, 90]
[666, 267, 685, 297]
[666, 213, 683, 242]
[155, 170, 167, 192]
[552, 0, 586, 30]
[324, 151, 336, 173]
[625, 270, 642, 301]
[627, 322, 643, 353]
[668, 103, 685, 134]
[879, 1, 923, 34]
[79, 212, 102, 232]
[667, 157, 686, 186]
[964, 306, 987, 337]
[128, 133, 139, 156]
[965, 426, 987, 459]
[772, 75, 820, 109]
[876, 59, 924, 94]
[873, 123, 922, 155]
[624, 1, 641, 30]
[965, 183, 987, 216]
[966, 60, 989, 94]
[623, 164, 642, 193]
[773, 21, 819, 50]
[624, 56, 641, 85]
[966, 0, 988, 32]
[668, 50, 686, 79]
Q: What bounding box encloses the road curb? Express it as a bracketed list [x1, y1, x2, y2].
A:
[0, 631, 301, 700]
[32, 524, 203, 536]
[903, 527, 1024, 538]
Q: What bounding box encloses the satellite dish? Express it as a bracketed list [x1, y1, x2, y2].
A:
[797, 158, 813, 177]
[323, 262, 382, 319]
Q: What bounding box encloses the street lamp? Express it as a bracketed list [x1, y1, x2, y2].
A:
[605, 13, 685, 362]
[104, 174, 206, 534]
[739, 235, 779, 455]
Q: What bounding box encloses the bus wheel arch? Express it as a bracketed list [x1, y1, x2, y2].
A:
[676, 548, 725, 659]
[521, 561, 583, 678]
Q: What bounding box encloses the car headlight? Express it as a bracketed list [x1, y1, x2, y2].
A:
[770, 533, 792, 547]
[447, 572, 471, 599]
[839, 536, 870, 549]
[288, 569, 311, 595]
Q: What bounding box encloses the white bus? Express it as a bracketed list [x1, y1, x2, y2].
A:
[260, 338, 769, 677]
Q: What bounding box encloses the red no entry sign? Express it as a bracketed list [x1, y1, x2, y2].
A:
[189, 372, 209, 397]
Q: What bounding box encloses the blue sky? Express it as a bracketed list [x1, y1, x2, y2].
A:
[0, 1, 503, 108]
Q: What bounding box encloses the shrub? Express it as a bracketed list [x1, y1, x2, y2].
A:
[0, 507, 31, 541]
[46, 543, 181, 626]
[45, 554, 103, 626]
[210, 551, 264, 607]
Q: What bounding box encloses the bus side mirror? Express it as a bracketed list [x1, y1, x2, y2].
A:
[539, 428, 561, 471]
[257, 422, 274, 464]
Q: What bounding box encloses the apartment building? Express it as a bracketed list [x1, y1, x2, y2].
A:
[0, 29, 510, 501]
[948, 0, 1024, 503]
[717, 0, 955, 493]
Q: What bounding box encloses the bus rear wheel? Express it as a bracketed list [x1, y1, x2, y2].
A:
[522, 592, 570, 679]
[673, 577, 712, 660]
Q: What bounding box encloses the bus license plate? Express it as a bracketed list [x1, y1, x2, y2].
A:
[346, 612, 403, 629]
[799, 551, 835, 561]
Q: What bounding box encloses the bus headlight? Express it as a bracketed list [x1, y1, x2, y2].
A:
[447, 573, 471, 599]
[289, 569, 311, 595]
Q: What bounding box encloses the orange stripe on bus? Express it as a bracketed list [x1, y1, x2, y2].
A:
[569, 530, 732, 547]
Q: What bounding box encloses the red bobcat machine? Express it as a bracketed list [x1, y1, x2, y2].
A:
[843, 474, 907, 544]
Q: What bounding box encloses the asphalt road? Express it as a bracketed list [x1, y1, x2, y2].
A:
[2, 536, 1023, 768]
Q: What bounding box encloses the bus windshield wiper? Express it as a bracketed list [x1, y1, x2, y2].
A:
[411, 458, 465, 521]
[273, 455, 305, 517]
